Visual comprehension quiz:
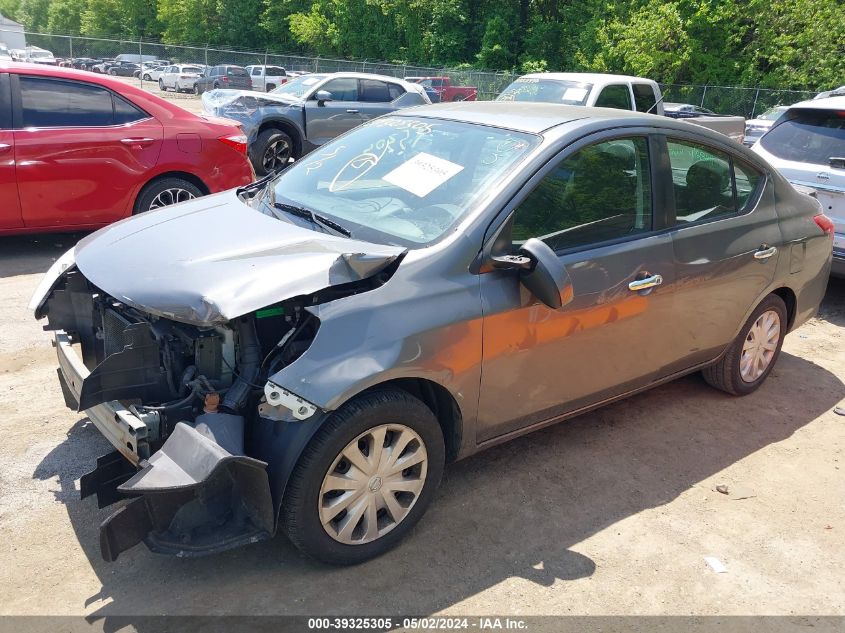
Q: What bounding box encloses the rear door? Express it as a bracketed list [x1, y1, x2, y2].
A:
[0, 73, 22, 230]
[356, 78, 404, 119]
[663, 135, 780, 373]
[12, 74, 164, 228]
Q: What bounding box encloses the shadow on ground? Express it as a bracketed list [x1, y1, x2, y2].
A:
[0, 234, 87, 278]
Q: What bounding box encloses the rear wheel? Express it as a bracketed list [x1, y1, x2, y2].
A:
[702, 294, 787, 395]
[266, 84, 276, 92]
[143, 73, 151, 81]
[134, 177, 203, 214]
[251, 128, 295, 176]
[283, 389, 445, 565]
[194, 83, 202, 95]
[159, 79, 166, 91]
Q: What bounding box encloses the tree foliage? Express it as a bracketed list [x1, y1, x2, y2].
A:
[3, 0, 842, 89]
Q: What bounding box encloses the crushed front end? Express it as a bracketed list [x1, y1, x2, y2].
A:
[37, 267, 321, 561]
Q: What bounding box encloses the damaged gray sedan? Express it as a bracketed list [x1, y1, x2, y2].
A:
[32, 102, 832, 565]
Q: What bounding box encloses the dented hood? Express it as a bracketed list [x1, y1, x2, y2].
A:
[72, 190, 405, 325]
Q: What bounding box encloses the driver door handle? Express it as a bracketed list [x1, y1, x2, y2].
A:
[628, 274, 663, 292]
[754, 245, 778, 260]
[346, 109, 359, 114]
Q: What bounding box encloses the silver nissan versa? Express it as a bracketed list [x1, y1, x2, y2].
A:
[32, 102, 833, 565]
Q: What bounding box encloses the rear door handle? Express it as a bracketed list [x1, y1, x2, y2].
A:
[754, 245, 778, 260]
[628, 274, 663, 292]
[346, 109, 359, 114]
[120, 137, 155, 147]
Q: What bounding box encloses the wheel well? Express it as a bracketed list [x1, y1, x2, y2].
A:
[257, 120, 302, 158]
[365, 378, 463, 463]
[772, 286, 797, 331]
[141, 171, 210, 197]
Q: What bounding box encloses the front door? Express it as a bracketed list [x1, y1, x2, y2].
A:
[478, 134, 676, 442]
[12, 74, 163, 228]
[304, 77, 365, 146]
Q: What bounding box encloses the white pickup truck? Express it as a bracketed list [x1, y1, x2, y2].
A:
[497, 73, 746, 144]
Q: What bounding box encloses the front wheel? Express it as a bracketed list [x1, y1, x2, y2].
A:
[702, 294, 787, 395]
[143, 73, 151, 81]
[251, 128, 295, 176]
[282, 389, 445, 565]
[159, 79, 166, 91]
[194, 83, 202, 95]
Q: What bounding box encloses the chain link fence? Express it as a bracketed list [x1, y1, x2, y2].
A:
[3, 30, 819, 115]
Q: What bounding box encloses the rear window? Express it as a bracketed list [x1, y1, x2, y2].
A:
[497, 78, 593, 105]
[760, 109, 845, 165]
[227, 67, 248, 77]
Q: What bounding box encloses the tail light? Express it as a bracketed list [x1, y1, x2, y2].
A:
[219, 133, 248, 155]
[814, 213, 834, 236]
[221, 76, 229, 83]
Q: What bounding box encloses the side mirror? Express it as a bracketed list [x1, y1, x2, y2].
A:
[315, 90, 333, 105]
[517, 238, 574, 309]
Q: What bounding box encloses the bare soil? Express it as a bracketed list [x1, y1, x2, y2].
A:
[1, 232, 843, 617]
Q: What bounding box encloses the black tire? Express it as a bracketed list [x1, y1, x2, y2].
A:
[452, 94, 466, 101]
[133, 177, 203, 214]
[282, 389, 445, 565]
[702, 294, 788, 396]
[194, 83, 202, 95]
[213, 81, 220, 89]
[108, 69, 116, 76]
[143, 73, 151, 81]
[266, 84, 276, 92]
[159, 79, 166, 91]
[250, 128, 296, 176]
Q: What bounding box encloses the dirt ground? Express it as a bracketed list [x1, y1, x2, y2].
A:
[0, 232, 843, 618]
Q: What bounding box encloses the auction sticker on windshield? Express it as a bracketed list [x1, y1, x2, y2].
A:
[383, 152, 464, 197]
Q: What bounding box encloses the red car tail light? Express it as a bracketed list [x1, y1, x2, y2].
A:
[218, 134, 248, 155]
[814, 213, 834, 236]
[221, 76, 229, 83]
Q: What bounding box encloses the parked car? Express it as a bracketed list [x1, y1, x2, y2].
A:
[134, 61, 168, 79]
[0, 44, 11, 62]
[91, 59, 116, 73]
[70, 57, 99, 71]
[814, 85, 845, 100]
[23, 46, 56, 65]
[664, 102, 717, 116]
[201, 72, 430, 176]
[404, 76, 441, 102]
[498, 73, 746, 144]
[245, 65, 288, 92]
[107, 61, 140, 77]
[32, 102, 832, 565]
[409, 76, 476, 101]
[158, 64, 204, 92]
[138, 63, 170, 82]
[743, 105, 789, 146]
[193, 64, 252, 94]
[752, 96, 845, 277]
[0, 62, 255, 235]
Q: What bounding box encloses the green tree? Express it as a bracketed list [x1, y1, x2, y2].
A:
[476, 14, 515, 69]
[46, 0, 83, 34]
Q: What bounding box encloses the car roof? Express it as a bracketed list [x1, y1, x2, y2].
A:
[786, 96, 845, 110]
[518, 72, 658, 86]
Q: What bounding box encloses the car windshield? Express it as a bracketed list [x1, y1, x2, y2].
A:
[760, 108, 845, 165]
[183, 66, 202, 73]
[758, 106, 787, 121]
[270, 73, 329, 99]
[497, 78, 593, 105]
[264, 116, 539, 248]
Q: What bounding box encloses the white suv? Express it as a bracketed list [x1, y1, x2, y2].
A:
[753, 97, 845, 277]
[159, 64, 205, 93]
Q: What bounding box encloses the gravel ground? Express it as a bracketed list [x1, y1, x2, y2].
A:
[0, 230, 843, 617]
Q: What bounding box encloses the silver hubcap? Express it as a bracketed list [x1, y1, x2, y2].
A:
[263, 138, 291, 172]
[319, 424, 427, 545]
[740, 309, 780, 382]
[149, 188, 196, 210]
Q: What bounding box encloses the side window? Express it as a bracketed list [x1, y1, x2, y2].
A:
[511, 137, 653, 252]
[113, 95, 146, 124]
[733, 158, 762, 211]
[387, 82, 405, 100]
[320, 78, 358, 101]
[20, 77, 113, 127]
[668, 140, 762, 223]
[251, 67, 261, 76]
[632, 83, 657, 113]
[594, 84, 632, 110]
[0, 74, 11, 130]
[359, 79, 393, 102]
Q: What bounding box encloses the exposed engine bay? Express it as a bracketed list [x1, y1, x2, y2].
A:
[38, 260, 397, 561]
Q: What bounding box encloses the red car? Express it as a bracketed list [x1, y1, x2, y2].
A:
[0, 62, 254, 235]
